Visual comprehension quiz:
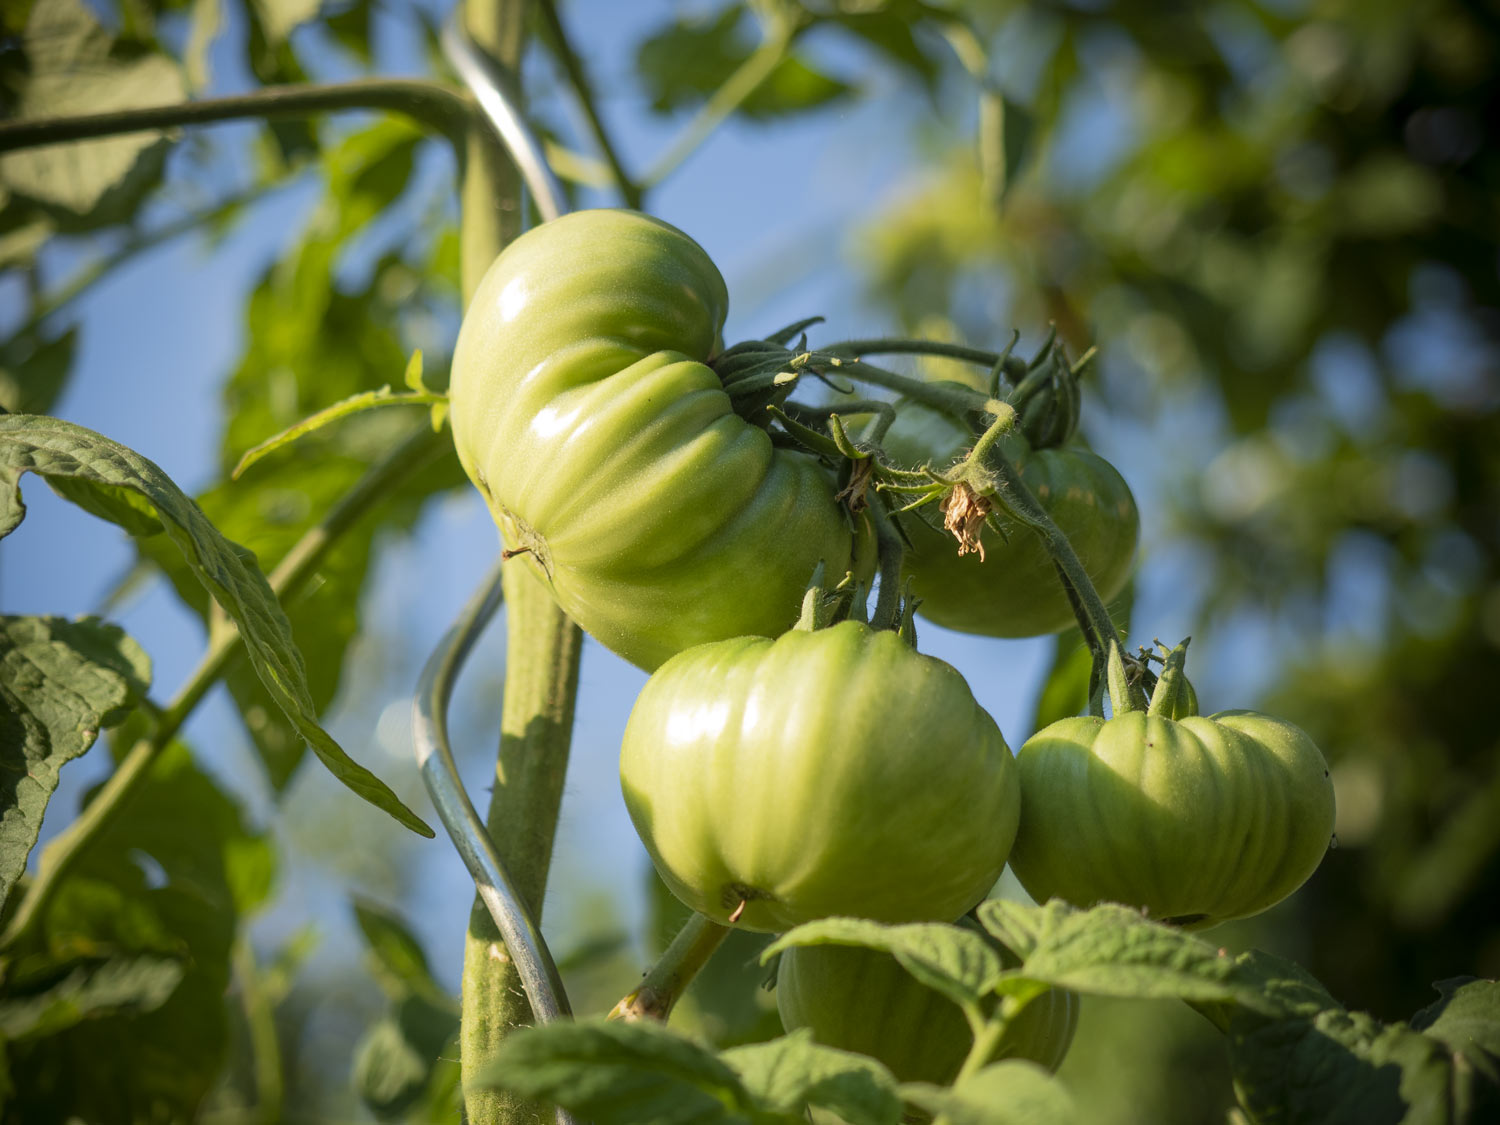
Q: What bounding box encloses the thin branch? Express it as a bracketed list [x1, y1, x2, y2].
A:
[0, 79, 472, 154]
[6, 183, 269, 343]
[536, 0, 642, 209]
[0, 425, 449, 950]
[643, 29, 795, 188]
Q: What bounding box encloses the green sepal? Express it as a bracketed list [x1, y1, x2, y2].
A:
[1106, 640, 1146, 716]
[1147, 640, 1199, 719]
[712, 340, 803, 426]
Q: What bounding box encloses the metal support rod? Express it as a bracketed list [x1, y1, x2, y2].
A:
[411, 560, 573, 1027]
[442, 13, 568, 223]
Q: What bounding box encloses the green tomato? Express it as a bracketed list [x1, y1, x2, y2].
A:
[776, 941, 1077, 1085]
[619, 621, 1020, 931]
[883, 394, 1139, 639]
[1009, 710, 1336, 929]
[449, 209, 861, 671]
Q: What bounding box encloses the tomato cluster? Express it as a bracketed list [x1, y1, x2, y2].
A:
[451, 209, 1336, 1069]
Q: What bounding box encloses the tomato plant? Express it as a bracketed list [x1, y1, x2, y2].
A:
[618, 619, 1020, 931]
[881, 393, 1139, 638]
[776, 940, 1077, 1084]
[448, 208, 865, 670]
[1009, 645, 1337, 929]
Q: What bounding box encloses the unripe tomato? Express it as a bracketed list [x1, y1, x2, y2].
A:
[619, 621, 1020, 931]
[449, 209, 862, 670]
[882, 394, 1138, 639]
[1009, 709, 1336, 929]
[776, 942, 1077, 1084]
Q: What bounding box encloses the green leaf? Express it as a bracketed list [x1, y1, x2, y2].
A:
[183, 0, 222, 91]
[0, 327, 75, 420]
[724, 1030, 903, 1125]
[0, 737, 270, 1120]
[0, 414, 433, 837]
[1230, 1009, 1457, 1125]
[975, 901, 1304, 1016]
[0, 0, 185, 217]
[764, 917, 1004, 1014]
[0, 955, 183, 1040]
[471, 1019, 768, 1125]
[230, 386, 444, 479]
[635, 7, 851, 121]
[352, 993, 461, 1122]
[251, 0, 322, 45]
[832, 9, 940, 91]
[0, 614, 151, 910]
[352, 897, 446, 1002]
[1409, 979, 1500, 1118]
[900, 1060, 1080, 1124]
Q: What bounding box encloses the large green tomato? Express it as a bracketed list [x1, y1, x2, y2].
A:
[776, 941, 1077, 1084]
[449, 209, 862, 670]
[619, 621, 1020, 931]
[1009, 709, 1336, 929]
[882, 394, 1138, 639]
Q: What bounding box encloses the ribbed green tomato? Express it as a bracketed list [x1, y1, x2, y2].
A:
[619, 621, 1020, 931]
[1010, 710, 1336, 929]
[448, 209, 861, 670]
[776, 942, 1077, 1085]
[883, 394, 1138, 639]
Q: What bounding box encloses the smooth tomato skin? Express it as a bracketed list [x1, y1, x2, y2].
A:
[449, 209, 860, 670]
[776, 942, 1077, 1084]
[1010, 710, 1336, 929]
[883, 396, 1139, 638]
[619, 621, 1021, 932]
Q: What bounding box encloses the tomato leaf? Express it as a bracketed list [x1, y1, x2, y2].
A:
[764, 917, 1005, 1014]
[0, 614, 151, 910]
[0, 0, 183, 221]
[723, 1030, 902, 1125]
[352, 993, 461, 1123]
[469, 1018, 773, 1124]
[0, 955, 184, 1041]
[899, 1060, 1080, 1124]
[976, 901, 1310, 1016]
[230, 386, 445, 480]
[0, 734, 272, 1120]
[352, 897, 449, 1004]
[0, 414, 433, 838]
[635, 7, 851, 120]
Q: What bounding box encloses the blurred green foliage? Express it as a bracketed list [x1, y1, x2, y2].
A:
[2, 0, 1497, 1120]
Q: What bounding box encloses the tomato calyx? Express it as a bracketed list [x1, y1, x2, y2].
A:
[1145, 638, 1200, 719]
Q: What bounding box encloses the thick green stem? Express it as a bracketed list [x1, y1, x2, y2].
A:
[0, 425, 446, 950]
[453, 6, 586, 1125]
[608, 913, 731, 1023]
[0, 79, 470, 153]
[459, 566, 581, 1124]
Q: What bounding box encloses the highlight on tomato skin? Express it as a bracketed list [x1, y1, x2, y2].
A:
[617, 619, 1021, 932]
[447, 208, 865, 671]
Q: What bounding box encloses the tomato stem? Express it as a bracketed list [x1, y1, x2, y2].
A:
[823, 357, 998, 416]
[822, 337, 1029, 383]
[607, 912, 733, 1023]
[0, 79, 470, 154]
[963, 413, 1124, 670]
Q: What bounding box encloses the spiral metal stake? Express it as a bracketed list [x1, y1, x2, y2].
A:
[441, 13, 568, 223]
[411, 561, 576, 1125]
